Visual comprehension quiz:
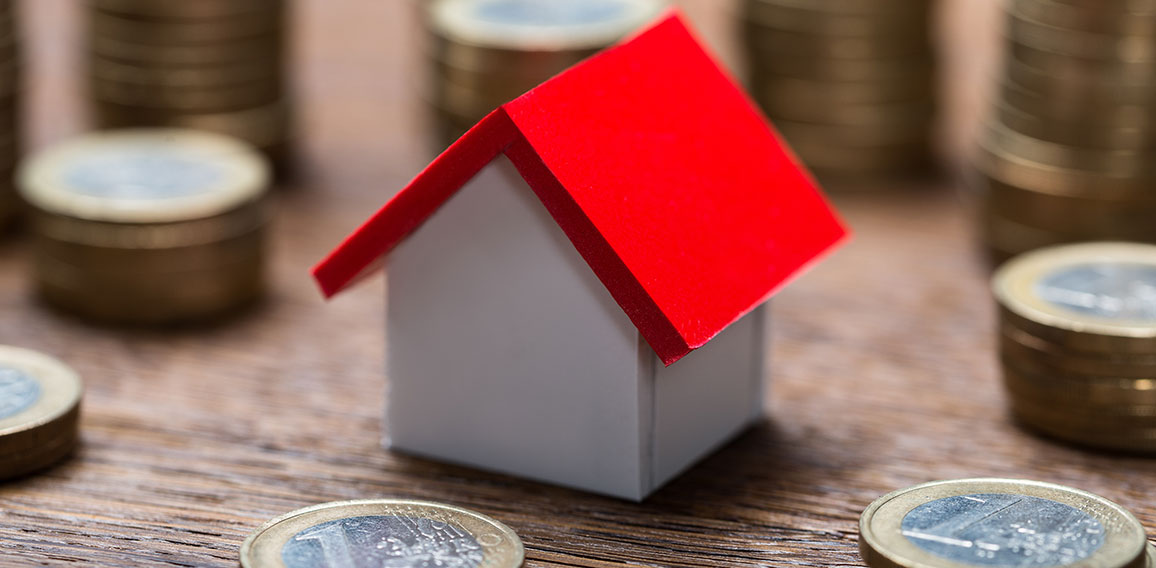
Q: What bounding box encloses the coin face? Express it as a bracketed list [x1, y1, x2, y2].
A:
[18, 128, 269, 224]
[860, 479, 1148, 568]
[0, 366, 42, 420]
[431, 0, 662, 50]
[994, 243, 1156, 338]
[901, 494, 1104, 566]
[241, 500, 524, 568]
[1035, 263, 1156, 322]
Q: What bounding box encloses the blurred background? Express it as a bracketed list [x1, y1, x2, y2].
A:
[22, 0, 1002, 181]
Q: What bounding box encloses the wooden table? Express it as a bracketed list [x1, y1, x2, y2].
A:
[3, 1, 1153, 566]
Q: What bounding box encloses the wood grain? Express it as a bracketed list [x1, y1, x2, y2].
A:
[3, 0, 1153, 566]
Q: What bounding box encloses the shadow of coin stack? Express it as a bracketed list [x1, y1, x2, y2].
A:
[994, 242, 1156, 453]
[974, 0, 1156, 263]
[86, 0, 291, 174]
[426, 0, 662, 148]
[739, 0, 938, 184]
[0, 0, 18, 226]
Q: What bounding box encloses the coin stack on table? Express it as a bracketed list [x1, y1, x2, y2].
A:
[0, 346, 82, 481]
[0, 0, 19, 227]
[861, 478, 1154, 568]
[739, 0, 937, 183]
[974, 0, 1156, 263]
[86, 0, 291, 172]
[18, 129, 271, 324]
[993, 242, 1156, 453]
[426, 0, 663, 147]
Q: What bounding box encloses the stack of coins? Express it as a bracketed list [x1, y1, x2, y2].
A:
[993, 242, 1156, 453]
[18, 129, 271, 324]
[241, 500, 524, 567]
[861, 478, 1153, 568]
[427, 0, 663, 147]
[974, 0, 1156, 262]
[0, 0, 18, 226]
[0, 346, 82, 480]
[86, 0, 291, 170]
[739, 0, 937, 182]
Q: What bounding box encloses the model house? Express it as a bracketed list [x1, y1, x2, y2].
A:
[313, 11, 847, 500]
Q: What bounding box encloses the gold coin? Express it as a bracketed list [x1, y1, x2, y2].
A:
[91, 33, 282, 67]
[240, 499, 524, 568]
[860, 478, 1148, 568]
[90, 75, 281, 112]
[92, 0, 280, 20]
[1002, 322, 1156, 373]
[993, 242, 1156, 352]
[19, 128, 268, 224]
[741, 23, 929, 59]
[430, 0, 661, 52]
[994, 102, 1156, 151]
[743, 0, 929, 38]
[975, 141, 1156, 201]
[1012, 0, 1156, 36]
[90, 9, 283, 45]
[93, 99, 291, 150]
[0, 345, 82, 480]
[1008, 10, 1156, 62]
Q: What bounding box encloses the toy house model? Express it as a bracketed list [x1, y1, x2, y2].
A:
[313, 12, 846, 500]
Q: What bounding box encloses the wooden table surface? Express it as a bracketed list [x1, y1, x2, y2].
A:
[4, 1, 1153, 566]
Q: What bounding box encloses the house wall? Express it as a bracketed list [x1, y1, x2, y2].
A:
[385, 155, 649, 499]
[648, 306, 767, 492]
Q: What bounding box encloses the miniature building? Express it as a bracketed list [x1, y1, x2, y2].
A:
[313, 11, 846, 500]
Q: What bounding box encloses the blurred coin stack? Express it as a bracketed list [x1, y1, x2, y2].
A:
[86, 0, 291, 172]
[427, 0, 663, 147]
[0, 0, 18, 226]
[994, 242, 1156, 453]
[739, 0, 937, 182]
[18, 129, 271, 324]
[975, 0, 1156, 263]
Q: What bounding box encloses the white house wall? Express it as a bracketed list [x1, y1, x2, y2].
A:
[385, 154, 648, 499]
[648, 306, 767, 491]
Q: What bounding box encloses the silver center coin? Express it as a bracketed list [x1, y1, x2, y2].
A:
[281, 515, 486, 568]
[475, 0, 631, 27]
[901, 493, 1105, 566]
[64, 150, 225, 200]
[0, 365, 41, 420]
[1037, 262, 1156, 322]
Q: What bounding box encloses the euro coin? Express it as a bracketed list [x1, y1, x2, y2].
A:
[0, 345, 82, 480]
[860, 478, 1148, 568]
[18, 129, 270, 323]
[240, 499, 524, 568]
[993, 243, 1156, 352]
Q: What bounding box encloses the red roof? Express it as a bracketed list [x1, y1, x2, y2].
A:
[313, 10, 848, 365]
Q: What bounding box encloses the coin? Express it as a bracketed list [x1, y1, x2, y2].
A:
[0, 345, 82, 480]
[430, 0, 660, 52]
[860, 478, 1149, 568]
[86, 0, 290, 169]
[425, 0, 660, 148]
[240, 499, 524, 568]
[993, 242, 1156, 346]
[18, 129, 271, 323]
[740, 0, 936, 182]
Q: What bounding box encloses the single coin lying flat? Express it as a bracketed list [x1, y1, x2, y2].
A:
[241, 499, 524, 568]
[860, 478, 1150, 568]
